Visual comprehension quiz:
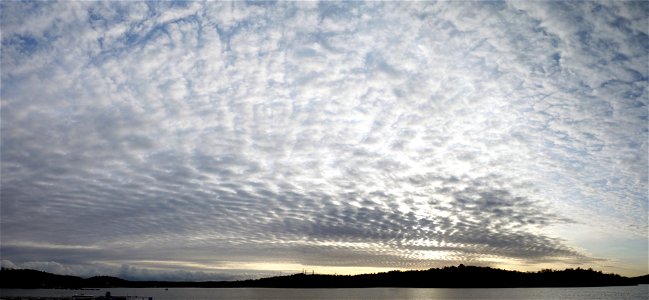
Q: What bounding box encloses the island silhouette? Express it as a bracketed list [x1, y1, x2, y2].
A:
[2, 265, 647, 289]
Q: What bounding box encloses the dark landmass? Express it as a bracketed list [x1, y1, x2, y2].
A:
[633, 274, 649, 284]
[1, 265, 647, 289]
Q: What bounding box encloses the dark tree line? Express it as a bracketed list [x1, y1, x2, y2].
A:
[2, 265, 647, 289]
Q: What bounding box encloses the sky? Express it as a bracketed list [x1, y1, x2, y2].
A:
[1, 1, 647, 281]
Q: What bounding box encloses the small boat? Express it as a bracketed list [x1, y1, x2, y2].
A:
[72, 295, 95, 299]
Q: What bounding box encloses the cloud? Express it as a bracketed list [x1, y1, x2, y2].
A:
[1, 258, 245, 281]
[1, 1, 647, 279]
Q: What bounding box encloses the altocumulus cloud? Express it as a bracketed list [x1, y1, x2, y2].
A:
[1, 1, 647, 279]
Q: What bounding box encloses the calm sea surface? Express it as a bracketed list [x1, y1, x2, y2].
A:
[1, 285, 647, 300]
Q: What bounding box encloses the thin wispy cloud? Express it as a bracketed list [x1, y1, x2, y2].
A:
[1, 1, 647, 280]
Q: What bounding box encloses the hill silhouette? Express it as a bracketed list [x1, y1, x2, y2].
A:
[1, 265, 646, 289]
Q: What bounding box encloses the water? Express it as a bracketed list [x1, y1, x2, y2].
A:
[1, 285, 647, 300]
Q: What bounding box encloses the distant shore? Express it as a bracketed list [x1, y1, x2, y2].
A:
[1, 265, 647, 289]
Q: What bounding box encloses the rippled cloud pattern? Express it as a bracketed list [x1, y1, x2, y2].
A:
[1, 1, 647, 279]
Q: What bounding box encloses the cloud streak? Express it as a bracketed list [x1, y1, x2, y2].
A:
[1, 1, 647, 279]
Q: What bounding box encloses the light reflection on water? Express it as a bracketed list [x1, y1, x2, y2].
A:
[2, 285, 647, 300]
